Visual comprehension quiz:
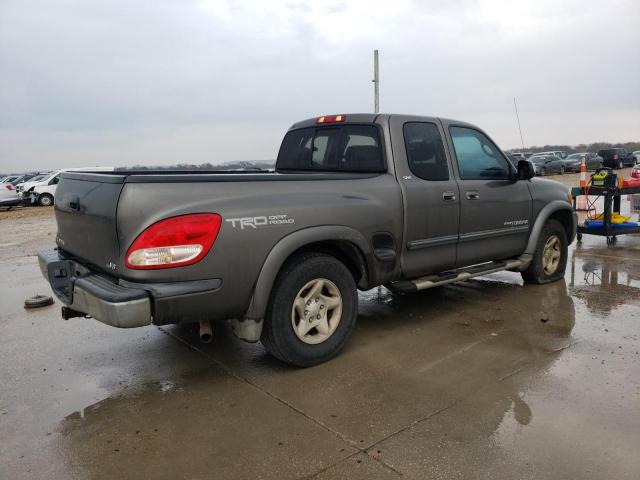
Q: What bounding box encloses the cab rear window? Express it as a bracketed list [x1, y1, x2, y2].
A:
[276, 125, 385, 173]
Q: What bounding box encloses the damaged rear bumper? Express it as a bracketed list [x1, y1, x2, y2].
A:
[38, 249, 152, 328]
[38, 249, 222, 328]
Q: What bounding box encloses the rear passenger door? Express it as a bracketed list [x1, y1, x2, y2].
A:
[446, 125, 532, 267]
[391, 118, 460, 278]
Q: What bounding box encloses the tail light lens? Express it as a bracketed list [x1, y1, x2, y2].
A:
[6, 184, 14, 191]
[125, 213, 222, 269]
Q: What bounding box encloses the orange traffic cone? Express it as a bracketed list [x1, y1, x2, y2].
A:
[576, 158, 590, 210]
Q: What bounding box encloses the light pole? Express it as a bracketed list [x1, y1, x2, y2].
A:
[373, 50, 379, 113]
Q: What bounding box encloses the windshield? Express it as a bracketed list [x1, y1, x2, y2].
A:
[529, 156, 547, 164]
[27, 174, 47, 182]
[566, 154, 583, 160]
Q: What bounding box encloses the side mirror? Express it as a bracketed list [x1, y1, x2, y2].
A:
[517, 160, 535, 180]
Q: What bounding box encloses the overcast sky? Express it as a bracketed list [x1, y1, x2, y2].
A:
[1, 0, 639, 171]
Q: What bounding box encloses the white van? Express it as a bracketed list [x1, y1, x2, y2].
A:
[21, 167, 114, 206]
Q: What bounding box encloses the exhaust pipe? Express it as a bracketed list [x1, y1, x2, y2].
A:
[199, 320, 213, 344]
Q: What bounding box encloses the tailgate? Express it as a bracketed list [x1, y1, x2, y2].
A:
[54, 172, 126, 273]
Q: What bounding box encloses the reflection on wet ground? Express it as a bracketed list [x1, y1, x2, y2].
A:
[0, 211, 639, 479]
[570, 245, 640, 316]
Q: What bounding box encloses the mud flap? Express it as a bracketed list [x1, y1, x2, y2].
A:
[231, 318, 263, 342]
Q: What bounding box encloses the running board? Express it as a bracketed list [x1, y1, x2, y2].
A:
[390, 259, 524, 293]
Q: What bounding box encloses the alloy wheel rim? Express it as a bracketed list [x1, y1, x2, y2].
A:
[542, 235, 561, 275]
[291, 278, 342, 345]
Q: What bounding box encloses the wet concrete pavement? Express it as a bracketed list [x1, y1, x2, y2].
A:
[1, 175, 639, 479]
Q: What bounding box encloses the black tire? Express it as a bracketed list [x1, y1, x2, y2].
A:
[521, 219, 568, 284]
[261, 252, 358, 367]
[24, 295, 54, 309]
[38, 194, 54, 207]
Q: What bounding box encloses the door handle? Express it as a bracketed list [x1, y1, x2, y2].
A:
[442, 191, 456, 201]
[466, 191, 480, 200]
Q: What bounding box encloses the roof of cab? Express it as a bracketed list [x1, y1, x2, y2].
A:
[289, 113, 378, 130]
[288, 113, 476, 131]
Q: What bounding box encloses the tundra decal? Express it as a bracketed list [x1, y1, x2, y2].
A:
[226, 214, 295, 230]
[504, 219, 529, 227]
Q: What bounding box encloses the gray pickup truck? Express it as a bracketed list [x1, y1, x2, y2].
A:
[39, 114, 577, 366]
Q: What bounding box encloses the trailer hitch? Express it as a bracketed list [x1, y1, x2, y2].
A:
[61, 306, 90, 320]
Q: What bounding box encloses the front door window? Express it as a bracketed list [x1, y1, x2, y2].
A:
[450, 127, 511, 180]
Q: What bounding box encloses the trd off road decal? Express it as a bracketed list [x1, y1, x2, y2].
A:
[225, 214, 295, 230]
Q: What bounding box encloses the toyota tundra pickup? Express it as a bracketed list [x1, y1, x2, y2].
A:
[39, 114, 577, 366]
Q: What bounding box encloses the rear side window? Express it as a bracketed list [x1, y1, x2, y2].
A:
[598, 149, 620, 158]
[449, 126, 511, 180]
[277, 125, 385, 172]
[403, 122, 449, 181]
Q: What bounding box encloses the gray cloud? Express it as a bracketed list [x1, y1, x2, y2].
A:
[0, 0, 638, 171]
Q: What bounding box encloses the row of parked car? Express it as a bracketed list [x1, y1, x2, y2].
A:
[0, 167, 114, 208]
[506, 148, 640, 177]
[2, 148, 638, 208]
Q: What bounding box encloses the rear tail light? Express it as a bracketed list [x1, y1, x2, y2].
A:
[125, 213, 222, 269]
[6, 184, 14, 191]
[316, 114, 346, 124]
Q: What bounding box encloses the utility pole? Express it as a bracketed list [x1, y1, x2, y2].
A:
[513, 97, 525, 154]
[373, 50, 379, 113]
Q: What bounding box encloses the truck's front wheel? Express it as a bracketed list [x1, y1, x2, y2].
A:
[261, 252, 358, 367]
[521, 219, 568, 284]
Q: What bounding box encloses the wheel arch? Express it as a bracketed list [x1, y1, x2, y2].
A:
[524, 201, 576, 258]
[243, 226, 373, 322]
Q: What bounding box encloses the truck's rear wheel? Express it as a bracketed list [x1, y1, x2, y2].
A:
[261, 252, 357, 367]
[521, 219, 568, 284]
[38, 194, 54, 207]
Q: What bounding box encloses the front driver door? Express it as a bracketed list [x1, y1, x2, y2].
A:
[447, 125, 532, 267]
